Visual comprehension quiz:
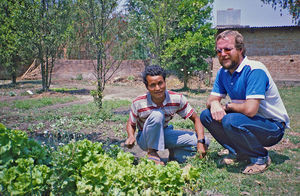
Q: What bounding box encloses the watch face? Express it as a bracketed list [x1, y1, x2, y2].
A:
[198, 139, 205, 144]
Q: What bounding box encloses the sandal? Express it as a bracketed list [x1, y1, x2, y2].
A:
[147, 155, 165, 166]
[219, 152, 239, 165]
[219, 156, 237, 165]
[218, 149, 229, 156]
[242, 157, 271, 175]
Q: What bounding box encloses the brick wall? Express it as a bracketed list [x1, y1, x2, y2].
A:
[51, 59, 145, 80]
[241, 27, 300, 56]
[212, 54, 300, 82]
[212, 26, 300, 84]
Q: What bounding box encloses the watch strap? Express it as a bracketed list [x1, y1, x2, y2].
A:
[197, 138, 205, 144]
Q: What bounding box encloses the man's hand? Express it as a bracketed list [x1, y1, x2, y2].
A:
[210, 100, 226, 121]
[125, 118, 136, 149]
[124, 135, 136, 149]
[197, 142, 207, 159]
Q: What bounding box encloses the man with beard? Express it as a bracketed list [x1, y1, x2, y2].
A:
[125, 65, 208, 165]
[200, 30, 289, 174]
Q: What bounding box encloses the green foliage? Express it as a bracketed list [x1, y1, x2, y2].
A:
[127, 75, 135, 81]
[29, 0, 73, 91]
[0, 124, 50, 169]
[90, 89, 103, 108]
[0, 0, 73, 87]
[75, 74, 83, 80]
[162, 0, 216, 89]
[0, 0, 34, 83]
[127, 0, 180, 64]
[127, 0, 216, 88]
[0, 124, 203, 195]
[53, 145, 198, 195]
[49, 139, 105, 194]
[12, 96, 77, 110]
[171, 119, 194, 130]
[0, 124, 51, 194]
[50, 87, 78, 92]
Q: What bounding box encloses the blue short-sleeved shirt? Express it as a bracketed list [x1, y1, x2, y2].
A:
[212, 57, 290, 127]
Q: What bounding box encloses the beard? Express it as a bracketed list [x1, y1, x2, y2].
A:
[220, 57, 240, 72]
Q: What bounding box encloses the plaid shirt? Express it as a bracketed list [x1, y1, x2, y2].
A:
[129, 90, 194, 130]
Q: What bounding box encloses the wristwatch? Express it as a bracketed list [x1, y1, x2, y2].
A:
[197, 138, 205, 144]
[225, 102, 231, 111]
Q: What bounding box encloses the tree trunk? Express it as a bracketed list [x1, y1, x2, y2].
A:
[10, 65, 17, 85]
[183, 65, 188, 90]
[11, 73, 17, 85]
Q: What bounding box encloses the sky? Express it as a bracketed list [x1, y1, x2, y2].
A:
[118, 0, 295, 27]
[212, 0, 295, 27]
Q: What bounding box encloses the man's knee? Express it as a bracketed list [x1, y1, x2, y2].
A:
[222, 113, 243, 131]
[200, 109, 211, 125]
[147, 109, 165, 125]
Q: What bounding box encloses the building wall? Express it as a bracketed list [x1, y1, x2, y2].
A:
[240, 27, 300, 56]
[212, 26, 300, 84]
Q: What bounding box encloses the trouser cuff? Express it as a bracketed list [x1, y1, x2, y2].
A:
[249, 155, 269, 165]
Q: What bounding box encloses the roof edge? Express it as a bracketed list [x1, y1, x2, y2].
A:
[215, 25, 299, 29]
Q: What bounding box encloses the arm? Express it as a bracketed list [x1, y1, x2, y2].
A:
[206, 95, 226, 121]
[189, 112, 207, 159]
[225, 99, 260, 117]
[125, 118, 136, 149]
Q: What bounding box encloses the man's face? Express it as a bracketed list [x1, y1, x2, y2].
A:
[216, 36, 243, 73]
[146, 75, 166, 102]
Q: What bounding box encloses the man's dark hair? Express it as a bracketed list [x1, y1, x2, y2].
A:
[142, 65, 166, 87]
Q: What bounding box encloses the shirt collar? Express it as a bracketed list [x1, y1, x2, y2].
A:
[223, 56, 248, 74]
[147, 90, 169, 107]
[235, 56, 248, 73]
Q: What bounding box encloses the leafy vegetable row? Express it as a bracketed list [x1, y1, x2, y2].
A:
[0, 123, 203, 195]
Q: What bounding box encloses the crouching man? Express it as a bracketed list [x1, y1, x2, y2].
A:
[125, 65, 208, 165]
[200, 30, 289, 174]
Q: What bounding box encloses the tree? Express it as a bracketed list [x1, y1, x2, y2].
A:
[28, 0, 72, 91]
[261, 0, 300, 25]
[162, 0, 216, 89]
[127, 0, 215, 89]
[76, 0, 132, 108]
[0, 0, 33, 84]
[126, 0, 179, 65]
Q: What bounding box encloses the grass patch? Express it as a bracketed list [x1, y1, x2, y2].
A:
[171, 118, 194, 130]
[12, 96, 77, 110]
[185, 138, 299, 195]
[50, 87, 78, 92]
[279, 86, 300, 143]
[27, 100, 131, 133]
